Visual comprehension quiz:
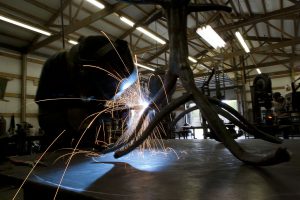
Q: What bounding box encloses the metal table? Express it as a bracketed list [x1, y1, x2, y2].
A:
[1, 139, 300, 200]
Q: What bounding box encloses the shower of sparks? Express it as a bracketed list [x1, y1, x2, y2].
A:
[51, 68, 168, 199]
[12, 130, 67, 200]
[17, 32, 172, 200]
[104, 73, 167, 152]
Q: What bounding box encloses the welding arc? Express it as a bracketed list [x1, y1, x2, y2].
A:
[103, 85, 173, 155]
[114, 93, 192, 158]
[101, 107, 151, 154]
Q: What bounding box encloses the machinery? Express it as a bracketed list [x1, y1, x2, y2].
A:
[251, 73, 273, 125]
[285, 77, 300, 113]
[251, 73, 300, 138]
[282, 77, 300, 137]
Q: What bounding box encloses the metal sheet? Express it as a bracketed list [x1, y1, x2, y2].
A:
[2, 139, 300, 200]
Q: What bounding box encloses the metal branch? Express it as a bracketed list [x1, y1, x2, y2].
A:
[114, 0, 290, 165]
[191, 86, 289, 166]
[207, 97, 282, 143]
[102, 107, 152, 154]
[170, 102, 195, 128]
[170, 100, 282, 144]
[114, 93, 192, 158]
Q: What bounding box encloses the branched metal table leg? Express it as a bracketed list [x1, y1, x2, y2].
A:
[110, 0, 291, 165]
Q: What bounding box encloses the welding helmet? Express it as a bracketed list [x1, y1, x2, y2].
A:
[69, 36, 138, 100]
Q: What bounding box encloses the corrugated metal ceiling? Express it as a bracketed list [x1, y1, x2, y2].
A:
[0, 0, 299, 87]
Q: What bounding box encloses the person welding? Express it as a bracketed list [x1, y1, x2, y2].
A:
[272, 92, 291, 138]
[35, 36, 137, 150]
[272, 92, 287, 120]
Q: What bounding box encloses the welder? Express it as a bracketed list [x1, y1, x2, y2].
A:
[35, 36, 137, 150]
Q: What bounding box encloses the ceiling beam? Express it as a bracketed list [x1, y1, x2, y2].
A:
[245, 69, 300, 80]
[134, 44, 166, 54]
[231, 13, 300, 20]
[145, 44, 169, 63]
[200, 37, 300, 62]
[27, 0, 72, 52]
[27, 2, 128, 52]
[253, 52, 300, 58]
[189, 4, 300, 40]
[0, 2, 48, 24]
[217, 4, 300, 32]
[195, 57, 300, 77]
[0, 42, 24, 53]
[225, 57, 300, 73]
[119, 9, 163, 39]
[245, 36, 292, 42]
[288, 0, 299, 4]
[24, 0, 56, 14]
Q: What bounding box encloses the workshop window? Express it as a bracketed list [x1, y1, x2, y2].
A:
[220, 100, 238, 123]
[186, 100, 238, 139]
[186, 103, 203, 139]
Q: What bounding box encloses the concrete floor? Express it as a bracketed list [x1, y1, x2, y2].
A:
[1, 139, 300, 200]
[0, 186, 23, 200]
[0, 164, 23, 200]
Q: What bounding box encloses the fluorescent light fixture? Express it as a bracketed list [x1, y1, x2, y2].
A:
[196, 25, 225, 49]
[256, 68, 261, 74]
[0, 15, 51, 36]
[136, 27, 166, 45]
[120, 16, 135, 27]
[235, 31, 250, 53]
[119, 16, 166, 45]
[86, 0, 105, 9]
[135, 63, 155, 71]
[188, 56, 197, 63]
[68, 40, 78, 45]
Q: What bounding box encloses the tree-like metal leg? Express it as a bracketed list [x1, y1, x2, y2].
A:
[110, 0, 291, 165]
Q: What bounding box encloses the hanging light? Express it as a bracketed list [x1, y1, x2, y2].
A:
[136, 27, 166, 45]
[196, 25, 226, 49]
[86, 0, 105, 9]
[120, 16, 135, 27]
[256, 68, 261, 74]
[68, 40, 78, 45]
[235, 31, 250, 53]
[188, 56, 197, 63]
[135, 63, 155, 71]
[0, 15, 51, 36]
[119, 16, 166, 45]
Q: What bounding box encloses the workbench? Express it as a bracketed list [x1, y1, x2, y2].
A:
[1, 139, 300, 200]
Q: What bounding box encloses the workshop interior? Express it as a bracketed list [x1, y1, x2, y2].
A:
[0, 0, 300, 200]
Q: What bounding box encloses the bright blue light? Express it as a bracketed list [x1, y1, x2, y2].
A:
[33, 159, 114, 192]
[95, 150, 177, 172]
[32, 148, 177, 196]
[114, 67, 138, 99]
